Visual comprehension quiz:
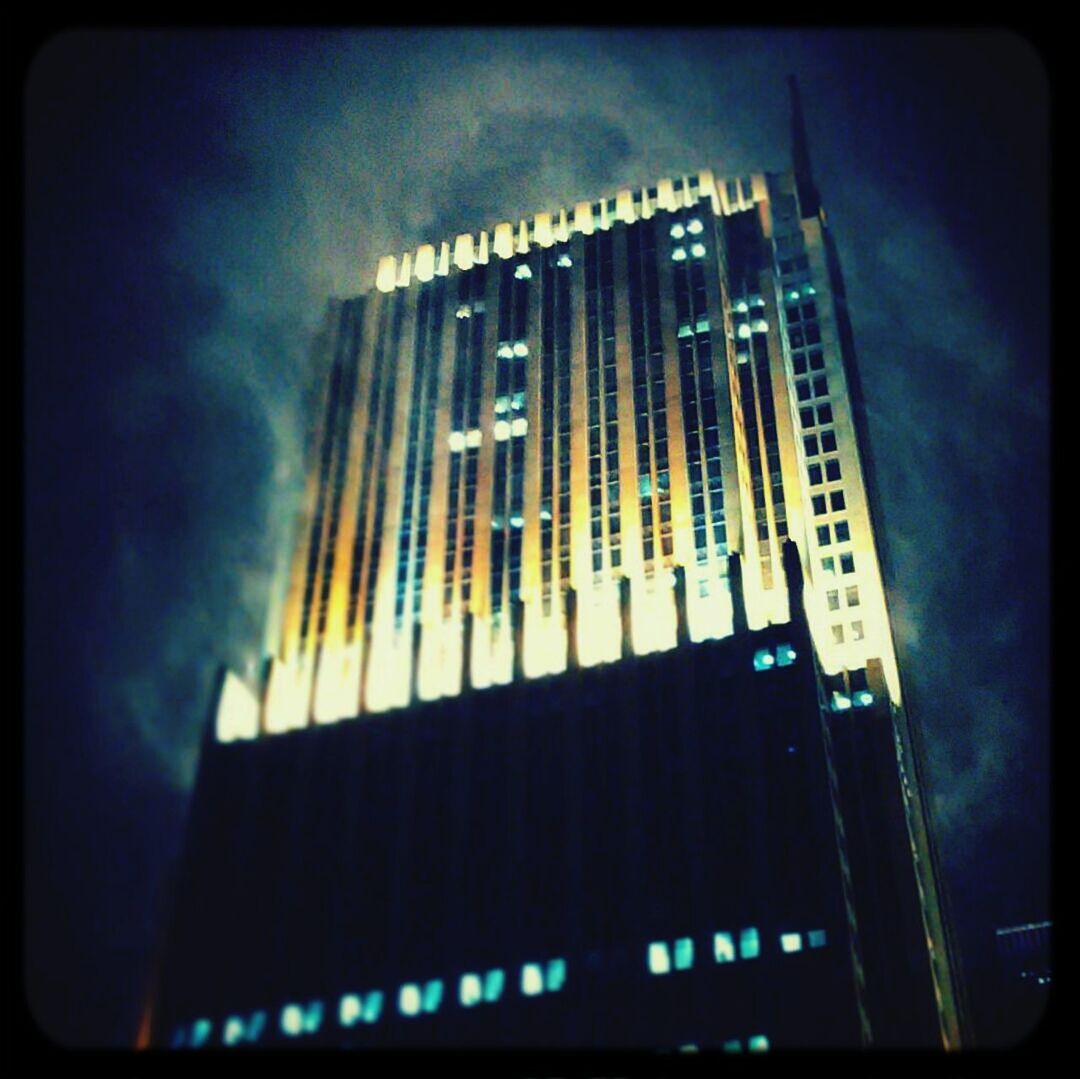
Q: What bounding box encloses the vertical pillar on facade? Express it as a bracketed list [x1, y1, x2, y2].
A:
[511, 596, 526, 682]
[618, 575, 634, 659]
[565, 587, 580, 670]
[672, 565, 691, 647]
[728, 550, 749, 636]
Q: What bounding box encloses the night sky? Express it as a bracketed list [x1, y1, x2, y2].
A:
[25, 29, 1048, 1049]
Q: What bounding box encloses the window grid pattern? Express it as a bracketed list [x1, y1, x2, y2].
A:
[539, 244, 573, 615]
[313, 301, 365, 639]
[584, 231, 621, 582]
[627, 219, 672, 576]
[345, 294, 393, 640]
[441, 269, 487, 616]
[490, 260, 529, 624]
[671, 212, 726, 577]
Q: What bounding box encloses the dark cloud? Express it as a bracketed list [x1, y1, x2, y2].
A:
[24, 29, 1048, 1045]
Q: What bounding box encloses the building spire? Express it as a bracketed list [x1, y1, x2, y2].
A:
[787, 74, 820, 219]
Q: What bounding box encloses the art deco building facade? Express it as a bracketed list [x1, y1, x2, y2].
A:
[154, 84, 964, 1051]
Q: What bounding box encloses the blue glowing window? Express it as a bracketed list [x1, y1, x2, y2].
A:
[714, 932, 736, 963]
[854, 690, 874, 708]
[422, 980, 443, 1013]
[362, 990, 383, 1023]
[674, 937, 695, 970]
[223, 1016, 245, 1046]
[753, 648, 776, 672]
[808, 929, 827, 949]
[648, 941, 671, 974]
[748, 1034, 770, 1052]
[398, 984, 421, 1017]
[483, 968, 505, 1003]
[246, 1010, 266, 1042]
[723, 1039, 743, 1052]
[190, 1018, 213, 1048]
[671, 247, 687, 262]
[739, 927, 760, 959]
[780, 932, 803, 953]
[776, 643, 797, 666]
[545, 958, 567, 992]
[831, 691, 852, 712]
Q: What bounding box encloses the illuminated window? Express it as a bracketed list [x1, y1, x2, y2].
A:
[280, 1004, 303, 1037]
[831, 624, 844, 644]
[483, 968, 505, 1003]
[821, 556, 835, 576]
[734, 299, 749, 313]
[191, 1018, 213, 1048]
[339, 994, 362, 1027]
[751, 318, 768, 333]
[497, 343, 514, 359]
[854, 687, 873, 706]
[223, 1016, 245, 1046]
[827, 589, 840, 611]
[776, 643, 797, 666]
[670, 222, 686, 239]
[648, 941, 672, 974]
[851, 621, 866, 643]
[521, 963, 544, 996]
[780, 932, 803, 953]
[714, 932, 736, 963]
[545, 958, 567, 992]
[557, 253, 573, 268]
[398, 984, 421, 1017]
[459, 973, 482, 1007]
[739, 927, 760, 959]
[748, 1034, 770, 1052]
[302, 1001, 323, 1034]
[247, 1011, 266, 1042]
[737, 323, 751, 339]
[674, 937, 695, 970]
[512, 341, 528, 358]
[846, 585, 859, 606]
[514, 263, 532, 280]
[690, 242, 706, 258]
[753, 648, 776, 671]
[422, 980, 443, 1013]
[672, 247, 687, 262]
[456, 303, 472, 319]
[832, 690, 852, 711]
[808, 929, 827, 948]
[362, 990, 383, 1023]
[687, 217, 704, 234]
[723, 1039, 742, 1052]
[448, 430, 465, 452]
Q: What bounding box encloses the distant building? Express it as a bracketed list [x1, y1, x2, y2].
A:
[147, 79, 964, 1050]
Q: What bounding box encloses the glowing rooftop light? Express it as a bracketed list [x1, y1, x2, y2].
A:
[521, 963, 544, 996]
[398, 984, 421, 1017]
[648, 941, 671, 975]
[512, 341, 528, 357]
[447, 430, 465, 452]
[687, 217, 704, 234]
[780, 932, 803, 953]
[459, 973, 482, 1007]
[669, 223, 686, 239]
[690, 242, 706, 258]
[671, 247, 687, 262]
[514, 263, 532, 280]
[339, 994, 362, 1027]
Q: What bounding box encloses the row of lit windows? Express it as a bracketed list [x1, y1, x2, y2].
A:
[752, 642, 798, 671]
[169, 921, 825, 1049]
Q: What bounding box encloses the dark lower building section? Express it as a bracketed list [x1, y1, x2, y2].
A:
[149, 600, 946, 1051]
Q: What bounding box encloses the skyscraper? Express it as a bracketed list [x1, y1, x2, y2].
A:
[151, 81, 964, 1050]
